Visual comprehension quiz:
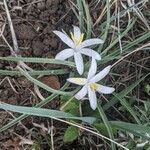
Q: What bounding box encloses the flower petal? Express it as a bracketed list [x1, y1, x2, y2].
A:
[90, 65, 111, 83]
[53, 30, 75, 48]
[80, 48, 101, 60]
[88, 86, 97, 110]
[74, 52, 84, 75]
[73, 26, 81, 39]
[80, 38, 104, 48]
[67, 78, 87, 85]
[96, 84, 115, 94]
[87, 58, 97, 80]
[75, 85, 88, 99]
[55, 49, 74, 60]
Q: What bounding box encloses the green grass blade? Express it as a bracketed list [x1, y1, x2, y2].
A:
[76, 0, 84, 30]
[103, 73, 150, 111]
[97, 103, 116, 150]
[112, 93, 141, 124]
[0, 102, 96, 124]
[82, 0, 92, 38]
[111, 121, 150, 140]
[0, 56, 75, 67]
[99, 0, 146, 29]
[101, 19, 136, 55]
[122, 32, 150, 53]
[0, 69, 69, 76]
[98, 0, 111, 52]
[105, 31, 150, 58]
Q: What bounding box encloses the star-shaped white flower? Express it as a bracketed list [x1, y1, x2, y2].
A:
[53, 26, 104, 75]
[67, 59, 115, 110]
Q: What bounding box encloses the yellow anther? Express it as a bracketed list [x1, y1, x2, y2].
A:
[90, 83, 98, 91]
[70, 32, 75, 41]
[77, 33, 84, 45]
[70, 32, 84, 46]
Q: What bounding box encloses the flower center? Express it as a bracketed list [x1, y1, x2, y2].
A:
[70, 32, 84, 46]
[90, 83, 98, 91]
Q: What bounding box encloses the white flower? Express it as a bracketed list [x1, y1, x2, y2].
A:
[67, 59, 115, 110]
[53, 26, 104, 75]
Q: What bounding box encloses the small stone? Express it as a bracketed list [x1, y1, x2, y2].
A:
[39, 76, 60, 90]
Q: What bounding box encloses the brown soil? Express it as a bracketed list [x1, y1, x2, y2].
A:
[0, 0, 75, 103]
[0, 0, 82, 149]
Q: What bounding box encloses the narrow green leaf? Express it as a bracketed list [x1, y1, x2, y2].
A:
[103, 73, 150, 111]
[98, 0, 111, 52]
[112, 93, 141, 124]
[0, 69, 69, 76]
[100, 0, 145, 29]
[111, 121, 150, 141]
[0, 102, 96, 124]
[82, 0, 92, 38]
[97, 103, 116, 150]
[105, 31, 150, 58]
[101, 19, 136, 55]
[77, 0, 84, 30]
[0, 56, 75, 67]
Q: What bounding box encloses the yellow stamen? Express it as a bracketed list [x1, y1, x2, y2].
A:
[70, 32, 75, 41]
[90, 83, 98, 91]
[78, 33, 84, 45]
[70, 32, 84, 45]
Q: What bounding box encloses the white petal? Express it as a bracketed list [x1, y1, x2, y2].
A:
[53, 30, 75, 48]
[96, 84, 115, 94]
[80, 38, 104, 48]
[87, 58, 97, 80]
[67, 78, 87, 85]
[55, 49, 74, 60]
[74, 52, 84, 75]
[73, 26, 81, 39]
[88, 87, 97, 110]
[80, 48, 101, 60]
[90, 65, 111, 83]
[75, 85, 88, 99]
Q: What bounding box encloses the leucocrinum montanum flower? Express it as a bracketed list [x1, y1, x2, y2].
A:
[53, 26, 104, 75]
[67, 59, 115, 110]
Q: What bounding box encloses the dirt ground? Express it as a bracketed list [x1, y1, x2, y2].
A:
[0, 0, 86, 149]
[0, 0, 74, 105]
